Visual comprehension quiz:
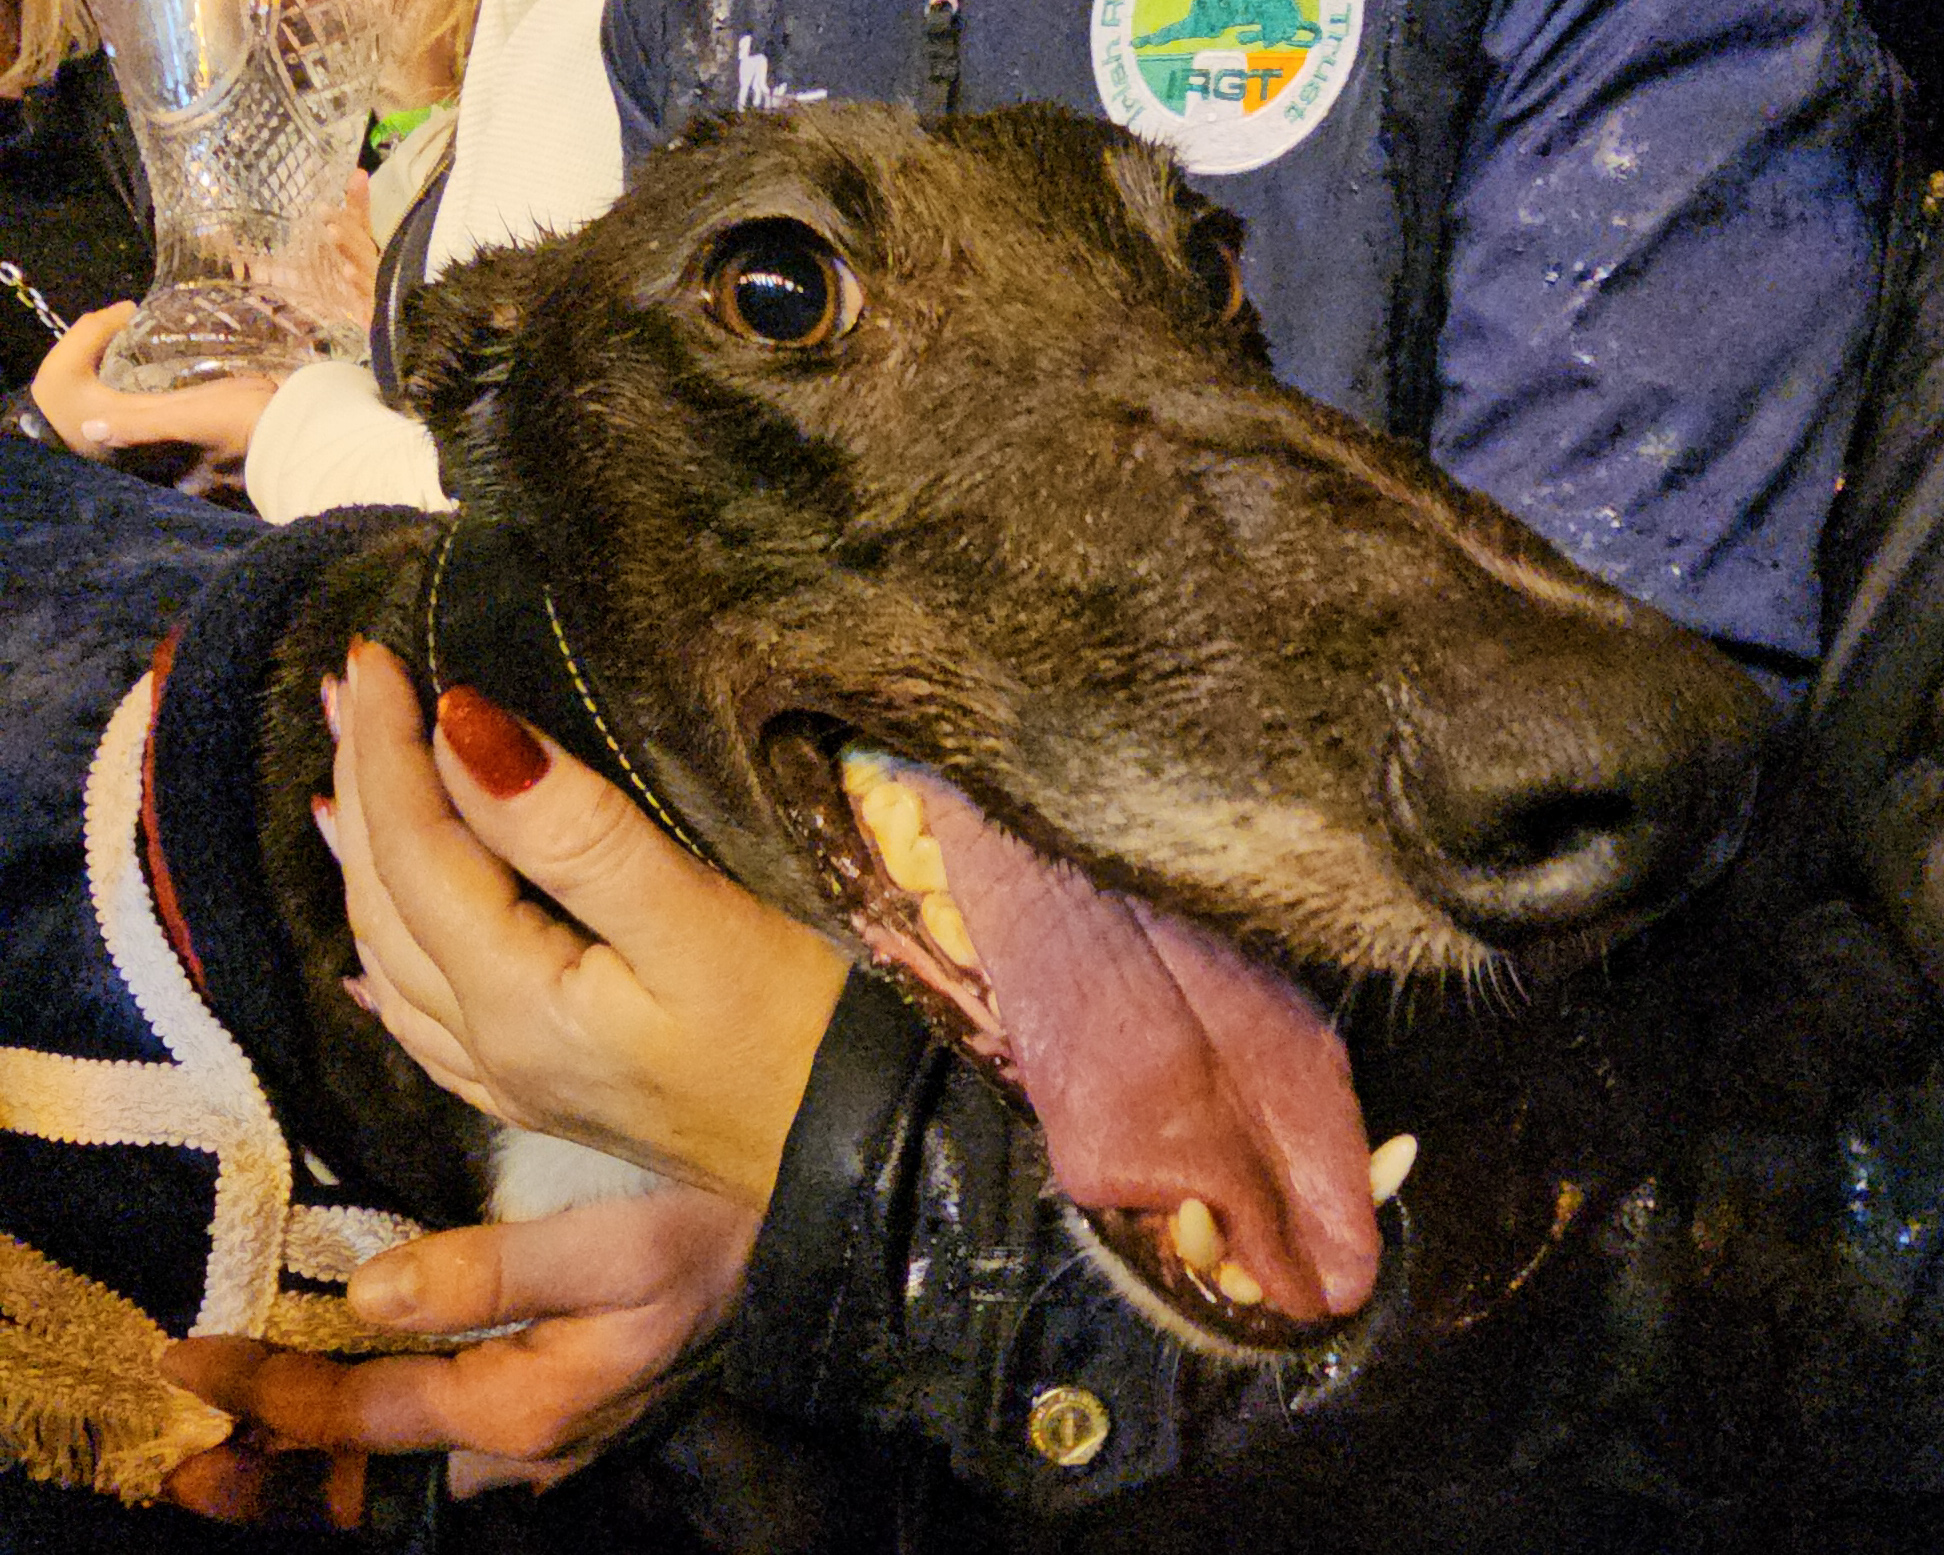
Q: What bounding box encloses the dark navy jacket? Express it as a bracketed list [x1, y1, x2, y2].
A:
[604, 0, 1892, 669]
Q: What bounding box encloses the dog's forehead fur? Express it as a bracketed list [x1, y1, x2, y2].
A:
[398, 103, 1760, 982]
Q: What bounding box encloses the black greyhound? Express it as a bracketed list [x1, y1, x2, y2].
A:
[2, 105, 1774, 1528]
[266, 102, 1767, 1353]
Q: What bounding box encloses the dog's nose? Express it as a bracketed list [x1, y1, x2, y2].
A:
[1380, 661, 1764, 940]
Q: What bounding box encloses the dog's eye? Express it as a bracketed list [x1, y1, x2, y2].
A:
[1186, 220, 1247, 326]
[707, 221, 863, 348]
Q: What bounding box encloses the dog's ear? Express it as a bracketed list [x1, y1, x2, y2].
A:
[392, 243, 546, 453]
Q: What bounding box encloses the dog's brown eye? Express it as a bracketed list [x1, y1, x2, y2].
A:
[1187, 224, 1247, 326]
[707, 221, 863, 348]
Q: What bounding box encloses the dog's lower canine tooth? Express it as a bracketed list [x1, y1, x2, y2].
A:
[1368, 1133, 1418, 1208]
[1216, 1261, 1264, 1306]
[920, 892, 981, 969]
[1171, 1197, 1225, 1272]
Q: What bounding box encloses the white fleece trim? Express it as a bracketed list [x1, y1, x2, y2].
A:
[368, 105, 459, 250]
[488, 1128, 664, 1224]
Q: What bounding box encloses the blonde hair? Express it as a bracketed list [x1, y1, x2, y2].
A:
[379, 0, 475, 110]
[0, 0, 98, 97]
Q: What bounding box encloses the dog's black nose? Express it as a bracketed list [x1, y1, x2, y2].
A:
[1380, 656, 1764, 940]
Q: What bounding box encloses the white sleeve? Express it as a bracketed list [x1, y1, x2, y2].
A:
[243, 361, 456, 525]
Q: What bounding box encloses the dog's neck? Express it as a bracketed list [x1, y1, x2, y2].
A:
[420, 516, 722, 872]
[143, 508, 484, 1217]
[132, 511, 673, 1229]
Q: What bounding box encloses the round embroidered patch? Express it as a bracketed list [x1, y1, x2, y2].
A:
[1090, 0, 1365, 176]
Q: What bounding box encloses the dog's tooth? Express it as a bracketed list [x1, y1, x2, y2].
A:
[1368, 1133, 1418, 1208]
[859, 780, 925, 864]
[1170, 1197, 1225, 1272]
[852, 769, 950, 893]
[1215, 1261, 1264, 1307]
[882, 832, 948, 895]
[840, 749, 889, 797]
[920, 892, 981, 970]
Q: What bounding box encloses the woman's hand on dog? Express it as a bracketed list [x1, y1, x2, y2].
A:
[164, 641, 850, 1526]
[159, 1188, 758, 1523]
[322, 640, 849, 1207]
[29, 302, 279, 497]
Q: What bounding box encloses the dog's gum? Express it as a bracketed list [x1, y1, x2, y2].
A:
[838, 760, 1315, 1339]
[1171, 1197, 1225, 1272]
[921, 892, 981, 969]
[1369, 1133, 1418, 1208]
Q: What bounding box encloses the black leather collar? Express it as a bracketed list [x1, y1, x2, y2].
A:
[418, 514, 723, 872]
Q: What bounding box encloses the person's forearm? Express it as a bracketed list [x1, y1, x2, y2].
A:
[245, 361, 454, 523]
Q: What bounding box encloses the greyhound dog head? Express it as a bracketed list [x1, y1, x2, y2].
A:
[398, 104, 1769, 1360]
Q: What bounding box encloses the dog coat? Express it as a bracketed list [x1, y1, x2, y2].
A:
[0, 444, 438, 1502]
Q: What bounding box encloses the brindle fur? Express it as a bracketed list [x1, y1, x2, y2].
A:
[254, 103, 1766, 1358]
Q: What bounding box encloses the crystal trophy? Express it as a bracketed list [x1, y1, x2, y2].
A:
[90, 0, 385, 391]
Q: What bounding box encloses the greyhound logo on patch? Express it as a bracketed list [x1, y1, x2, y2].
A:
[1091, 0, 1363, 176]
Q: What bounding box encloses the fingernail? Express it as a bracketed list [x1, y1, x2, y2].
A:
[341, 975, 375, 1015]
[311, 794, 339, 859]
[80, 418, 112, 445]
[349, 1256, 422, 1324]
[320, 674, 341, 742]
[343, 634, 365, 696]
[438, 685, 549, 798]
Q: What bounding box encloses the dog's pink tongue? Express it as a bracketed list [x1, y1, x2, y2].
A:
[910, 777, 1380, 1323]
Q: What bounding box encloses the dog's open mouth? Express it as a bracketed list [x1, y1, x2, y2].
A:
[765, 729, 1419, 1352]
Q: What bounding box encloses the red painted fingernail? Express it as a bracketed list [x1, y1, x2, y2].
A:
[437, 685, 549, 798]
[343, 634, 366, 695]
[320, 674, 341, 742]
[341, 976, 376, 1015]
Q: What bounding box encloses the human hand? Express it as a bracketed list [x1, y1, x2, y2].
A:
[159, 1189, 758, 1525]
[321, 640, 850, 1207]
[29, 302, 278, 496]
[323, 167, 380, 334]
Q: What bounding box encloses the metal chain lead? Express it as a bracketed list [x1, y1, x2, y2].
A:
[0, 260, 70, 339]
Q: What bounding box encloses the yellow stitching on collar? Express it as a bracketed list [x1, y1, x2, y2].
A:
[542, 588, 712, 864]
[425, 524, 460, 694]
